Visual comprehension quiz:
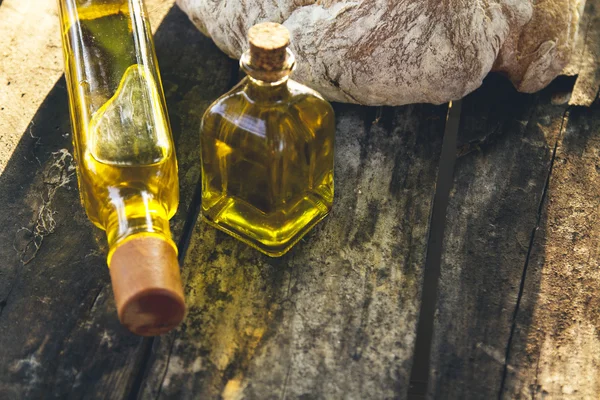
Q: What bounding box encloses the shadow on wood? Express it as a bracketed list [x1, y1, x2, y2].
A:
[0, 5, 234, 398]
[427, 74, 575, 398]
[138, 103, 448, 399]
[503, 100, 600, 398]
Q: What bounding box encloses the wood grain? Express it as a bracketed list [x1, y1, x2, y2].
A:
[137, 104, 447, 399]
[502, 101, 600, 398]
[0, 5, 234, 398]
[0, 1, 598, 398]
[565, 0, 600, 106]
[427, 74, 571, 398]
[0, 0, 64, 174]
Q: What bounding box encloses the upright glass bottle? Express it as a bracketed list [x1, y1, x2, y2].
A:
[57, 0, 185, 335]
[201, 23, 335, 257]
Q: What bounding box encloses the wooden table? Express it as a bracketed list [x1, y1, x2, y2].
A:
[1, 1, 599, 399]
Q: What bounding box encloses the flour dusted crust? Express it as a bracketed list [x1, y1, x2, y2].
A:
[177, 0, 584, 105]
[493, 0, 586, 93]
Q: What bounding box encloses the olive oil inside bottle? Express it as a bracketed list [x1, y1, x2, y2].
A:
[201, 78, 335, 256]
[58, 0, 186, 336]
[61, 2, 178, 250]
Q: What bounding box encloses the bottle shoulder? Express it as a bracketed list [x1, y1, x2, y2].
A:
[287, 79, 331, 106]
[202, 78, 334, 129]
[287, 80, 335, 123]
[203, 80, 247, 115]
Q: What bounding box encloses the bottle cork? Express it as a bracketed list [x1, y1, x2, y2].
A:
[109, 236, 185, 336]
[248, 22, 290, 72]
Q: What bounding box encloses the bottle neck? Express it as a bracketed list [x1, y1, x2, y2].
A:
[104, 189, 175, 264]
[240, 48, 295, 103]
[244, 76, 290, 103]
[106, 215, 174, 266]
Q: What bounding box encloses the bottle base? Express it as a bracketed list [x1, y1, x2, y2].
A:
[202, 194, 331, 257]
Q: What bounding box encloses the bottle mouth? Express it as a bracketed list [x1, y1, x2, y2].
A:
[240, 48, 296, 84]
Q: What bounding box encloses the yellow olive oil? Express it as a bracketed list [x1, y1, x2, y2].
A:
[201, 23, 335, 256]
[57, 0, 178, 259]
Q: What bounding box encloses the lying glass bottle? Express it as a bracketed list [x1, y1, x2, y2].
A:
[201, 22, 335, 256]
[57, 0, 184, 335]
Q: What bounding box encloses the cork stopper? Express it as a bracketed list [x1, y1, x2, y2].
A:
[248, 22, 290, 71]
[109, 236, 185, 336]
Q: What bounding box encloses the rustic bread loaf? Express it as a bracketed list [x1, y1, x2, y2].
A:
[493, 0, 586, 93]
[177, 0, 584, 105]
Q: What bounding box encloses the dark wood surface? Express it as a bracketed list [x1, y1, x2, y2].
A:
[138, 104, 446, 399]
[502, 100, 600, 399]
[1, 2, 600, 399]
[428, 74, 571, 399]
[0, 5, 235, 399]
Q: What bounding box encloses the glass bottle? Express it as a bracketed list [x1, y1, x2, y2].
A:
[200, 22, 335, 257]
[57, 0, 185, 335]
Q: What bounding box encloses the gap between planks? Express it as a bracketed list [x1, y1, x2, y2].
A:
[126, 63, 241, 400]
[497, 107, 571, 399]
[407, 100, 462, 399]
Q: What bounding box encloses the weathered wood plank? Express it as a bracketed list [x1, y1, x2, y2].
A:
[138, 103, 447, 399]
[565, 0, 600, 107]
[0, 0, 64, 174]
[426, 74, 571, 398]
[502, 101, 600, 398]
[0, 5, 234, 398]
